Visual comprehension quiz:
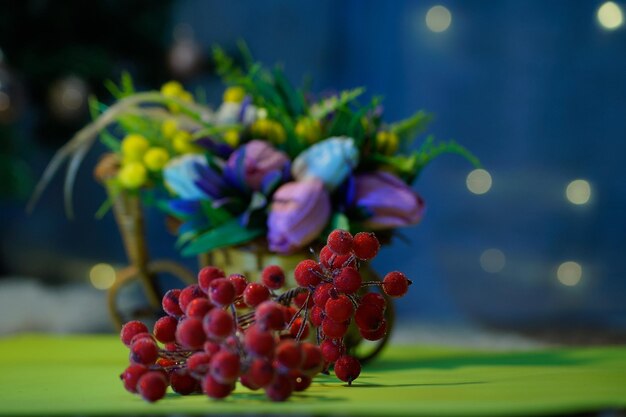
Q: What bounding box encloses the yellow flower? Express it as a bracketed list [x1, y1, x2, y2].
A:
[160, 81, 184, 98]
[143, 147, 170, 171]
[161, 119, 178, 139]
[376, 130, 399, 155]
[118, 162, 147, 189]
[295, 118, 321, 144]
[223, 129, 240, 147]
[121, 134, 149, 161]
[172, 130, 201, 154]
[223, 86, 246, 103]
[251, 119, 286, 144]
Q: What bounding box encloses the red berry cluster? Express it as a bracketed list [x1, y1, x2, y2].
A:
[119, 230, 411, 402]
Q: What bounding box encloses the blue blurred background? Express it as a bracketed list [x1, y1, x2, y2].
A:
[1, 0, 625, 341]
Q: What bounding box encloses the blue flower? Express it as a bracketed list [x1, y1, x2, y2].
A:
[163, 154, 226, 200]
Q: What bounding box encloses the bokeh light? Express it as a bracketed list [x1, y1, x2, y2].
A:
[557, 261, 582, 286]
[566, 179, 591, 205]
[426, 5, 452, 32]
[89, 263, 116, 290]
[480, 248, 506, 273]
[597, 2, 624, 30]
[466, 169, 492, 194]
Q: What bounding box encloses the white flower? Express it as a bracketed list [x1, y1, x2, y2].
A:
[215, 101, 257, 126]
[291, 136, 359, 190]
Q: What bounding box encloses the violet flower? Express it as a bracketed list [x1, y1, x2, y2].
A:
[267, 178, 331, 253]
[163, 154, 226, 201]
[224, 140, 290, 192]
[353, 171, 425, 230]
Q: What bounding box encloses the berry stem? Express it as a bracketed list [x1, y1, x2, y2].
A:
[295, 293, 311, 342]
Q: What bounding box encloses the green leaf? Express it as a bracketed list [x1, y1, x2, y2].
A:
[390, 110, 433, 147]
[181, 219, 264, 256]
[310, 87, 365, 120]
[331, 212, 350, 231]
[200, 201, 233, 226]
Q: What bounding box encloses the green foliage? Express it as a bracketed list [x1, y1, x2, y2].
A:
[181, 219, 264, 256]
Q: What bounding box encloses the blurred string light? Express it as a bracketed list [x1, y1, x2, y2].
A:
[48, 76, 88, 122]
[557, 261, 582, 286]
[480, 248, 506, 273]
[466, 168, 492, 194]
[426, 5, 452, 32]
[89, 263, 116, 290]
[566, 179, 591, 205]
[597, 1, 624, 30]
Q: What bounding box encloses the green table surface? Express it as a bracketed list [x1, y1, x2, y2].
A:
[1, 334, 625, 416]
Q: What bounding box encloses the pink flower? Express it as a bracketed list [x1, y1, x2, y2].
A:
[353, 171, 425, 230]
[267, 179, 331, 253]
[225, 140, 290, 191]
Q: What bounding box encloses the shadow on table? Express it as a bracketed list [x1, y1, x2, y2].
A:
[368, 349, 593, 372]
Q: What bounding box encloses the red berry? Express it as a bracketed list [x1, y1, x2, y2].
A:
[360, 319, 387, 341]
[204, 341, 221, 355]
[202, 374, 234, 399]
[208, 278, 236, 306]
[129, 338, 159, 365]
[246, 357, 274, 388]
[334, 355, 361, 385]
[227, 273, 248, 296]
[320, 245, 356, 269]
[276, 340, 302, 369]
[178, 284, 205, 312]
[333, 267, 361, 294]
[203, 308, 234, 340]
[255, 301, 285, 331]
[129, 332, 154, 346]
[312, 283, 333, 307]
[137, 371, 168, 402]
[170, 369, 198, 395]
[289, 317, 310, 339]
[327, 229, 354, 255]
[361, 292, 386, 311]
[294, 259, 323, 287]
[382, 271, 411, 297]
[352, 232, 380, 260]
[175, 317, 206, 349]
[320, 339, 342, 363]
[186, 298, 213, 318]
[354, 303, 384, 331]
[300, 342, 323, 376]
[293, 291, 313, 308]
[265, 373, 293, 402]
[261, 265, 285, 290]
[153, 316, 177, 344]
[164, 342, 178, 351]
[240, 374, 260, 391]
[325, 295, 354, 323]
[243, 282, 270, 307]
[187, 352, 212, 374]
[282, 305, 297, 324]
[120, 364, 148, 393]
[156, 357, 176, 368]
[310, 305, 325, 326]
[292, 371, 312, 392]
[321, 317, 349, 339]
[210, 350, 240, 384]
[244, 325, 276, 357]
[198, 266, 225, 293]
[162, 289, 184, 317]
[120, 320, 148, 347]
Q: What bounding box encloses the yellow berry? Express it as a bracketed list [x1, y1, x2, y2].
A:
[143, 147, 170, 171]
[179, 91, 193, 103]
[270, 122, 286, 144]
[223, 129, 240, 147]
[251, 119, 286, 144]
[376, 130, 399, 155]
[295, 118, 321, 144]
[118, 162, 147, 189]
[223, 86, 246, 103]
[161, 119, 179, 139]
[251, 119, 271, 137]
[160, 81, 184, 98]
[121, 134, 149, 161]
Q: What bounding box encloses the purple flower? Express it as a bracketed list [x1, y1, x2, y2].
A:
[225, 140, 290, 192]
[353, 171, 425, 230]
[267, 178, 331, 253]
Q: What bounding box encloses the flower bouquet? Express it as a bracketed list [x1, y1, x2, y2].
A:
[30, 45, 477, 347]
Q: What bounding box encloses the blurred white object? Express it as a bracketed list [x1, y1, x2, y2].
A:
[0, 279, 110, 334]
